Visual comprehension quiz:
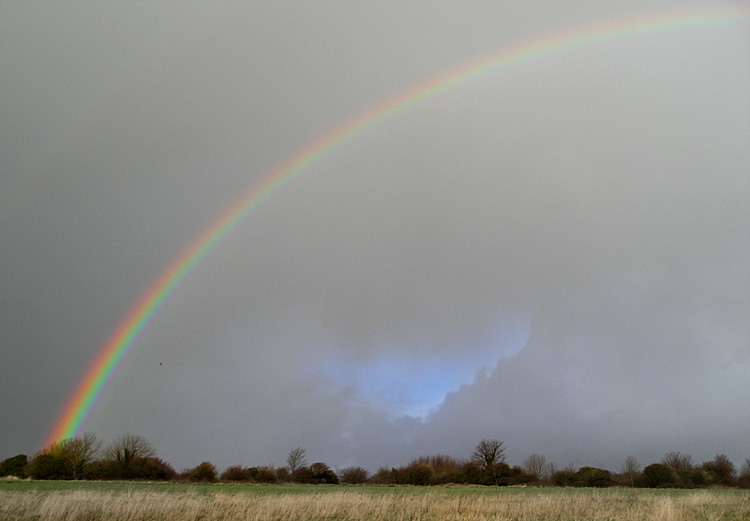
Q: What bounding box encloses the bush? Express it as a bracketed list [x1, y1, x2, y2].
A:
[672, 468, 706, 488]
[398, 463, 435, 486]
[458, 461, 484, 484]
[410, 455, 467, 485]
[643, 463, 675, 488]
[501, 466, 538, 486]
[292, 466, 315, 483]
[221, 465, 254, 482]
[130, 457, 177, 481]
[339, 466, 369, 484]
[612, 471, 642, 488]
[572, 466, 612, 488]
[254, 467, 278, 483]
[182, 462, 218, 482]
[0, 454, 28, 478]
[552, 467, 576, 487]
[369, 467, 397, 484]
[294, 463, 338, 484]
[28, 454, 70, 480]
[83, 456, 175, 481]
[82, 459, 119, 480]
[702, 455, 736, 486]
[311, 462, 338, 484]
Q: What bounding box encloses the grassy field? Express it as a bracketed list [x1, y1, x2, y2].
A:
[1, 479, 748, 520]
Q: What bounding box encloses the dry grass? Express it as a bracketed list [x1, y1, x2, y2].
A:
[1, 487, 748, 521]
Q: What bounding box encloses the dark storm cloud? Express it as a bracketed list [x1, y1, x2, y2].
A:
[1, 1, 747, 473]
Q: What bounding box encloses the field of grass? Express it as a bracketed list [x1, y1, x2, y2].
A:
[1, 479, 748, 520]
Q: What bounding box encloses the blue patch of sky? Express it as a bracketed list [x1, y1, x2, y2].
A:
[319, 315, 531, 417]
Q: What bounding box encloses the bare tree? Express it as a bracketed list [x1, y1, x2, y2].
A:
[702, 454, 737, 485]
[661, 451, 694, 470]
[622, 456, 640, 487]
[472, 439, 506, 485]
[287, 447, 307, 479]
[47, 432, 102, 480]
[523, 453, 549, 480]
[103, 434, 156, 475]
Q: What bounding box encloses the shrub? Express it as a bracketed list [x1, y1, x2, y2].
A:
[0, 454, 28, 478]
[673, 468, 706, 488]
[397, 463, 435, 486]
[612, 471, 641, 488]
[572, 467, 612, 488]
[28, 454, 70, 480]
[702, 455, 736, 486]
[83, 456, 175, 481]
[410, 455, 467, 484]
[369, 467, 397, 484]
[552, 467, 577, 487]
[643, 463, 675, 488]
[220, 465, 253, 482]
[458, 461, 484, 484]
[292, 466, 315, 483]
[182, 462, 218, 482]
[82, 459, 119, 480]
[689, 469, 707, 487]
[738, 459, 750, 489]
[502, 465, 538, 486]
[130, 457, 177, 481]
[294, 463, 338, 484]
[339, 466, 369, 484]
[311, 462, 338, 484]
[254, 467, 278, 483]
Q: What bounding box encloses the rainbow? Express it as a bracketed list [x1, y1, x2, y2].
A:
[44, 6, 749, 448]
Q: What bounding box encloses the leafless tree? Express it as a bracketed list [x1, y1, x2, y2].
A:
[47, 432, 101, 480]
[662, 451, 694, 470]
[622, 456, 640, 487]
[287, 447, 307, 478]
[523, 453, 549, 480]
[103, 434, 156, 473]
[702, 454, 737, 485]
[472, 439, 506, 485]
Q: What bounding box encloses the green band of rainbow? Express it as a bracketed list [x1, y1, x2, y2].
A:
[44, 6, 749, 448]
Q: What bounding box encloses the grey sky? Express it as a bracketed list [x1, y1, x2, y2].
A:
[1, 1, 748, 473]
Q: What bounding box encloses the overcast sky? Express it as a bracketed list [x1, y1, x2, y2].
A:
[1, 1, 748, 474]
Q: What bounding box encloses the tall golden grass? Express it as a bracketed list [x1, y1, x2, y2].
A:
[1, 488, 748, 521]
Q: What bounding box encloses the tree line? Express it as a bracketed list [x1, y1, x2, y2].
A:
[2, 434, 749, 489]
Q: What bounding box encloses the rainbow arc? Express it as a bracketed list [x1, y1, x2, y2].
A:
[44, 6, 749, 449]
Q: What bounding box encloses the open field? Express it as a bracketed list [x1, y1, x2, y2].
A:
[1, 480, 749, 521]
